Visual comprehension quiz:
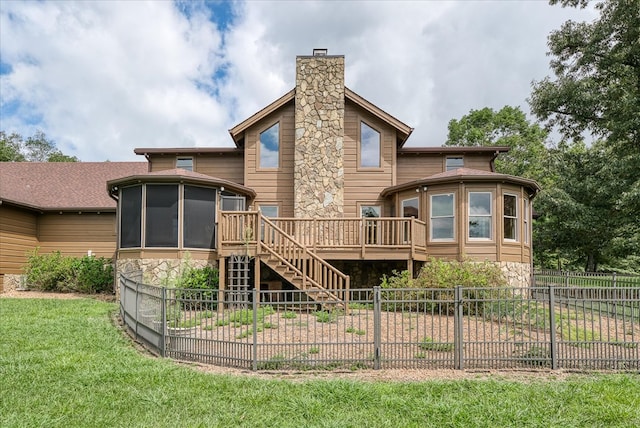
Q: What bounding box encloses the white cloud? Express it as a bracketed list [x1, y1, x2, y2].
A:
[0, 1, 597, 161]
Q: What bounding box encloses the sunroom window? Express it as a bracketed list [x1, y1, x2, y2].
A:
[430, 193, 454, 240]
[145, 185, 179, 247]
[120, 186, 142, 248]
[184, 186, 216, 249]
[469, 192, 492, 239]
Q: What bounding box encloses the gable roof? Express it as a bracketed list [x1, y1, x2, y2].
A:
[228, 87, 413, 147]
[380, 167, 541, 198]
[107, 168, 256, 198]
[0, 162, 148, 212]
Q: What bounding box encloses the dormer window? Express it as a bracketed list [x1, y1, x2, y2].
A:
[176, 157, 193, 171]
[446, 156, 464, 171]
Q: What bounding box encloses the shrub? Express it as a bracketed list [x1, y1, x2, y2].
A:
[24, 249, 113, 294]
[380, 257, 508, 314]
[175, 266, 219, 309]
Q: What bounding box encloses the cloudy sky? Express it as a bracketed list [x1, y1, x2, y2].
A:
[0, 0, 596, 162]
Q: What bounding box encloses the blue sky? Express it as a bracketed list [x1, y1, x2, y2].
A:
[0, 1, 596, 162]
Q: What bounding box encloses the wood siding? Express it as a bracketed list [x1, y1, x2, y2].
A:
[343, 101, 396, 217]
[0, 205, 38, 278]
[244, 102, 295, 217]
[396, 155, 443, 184]
[37, 213, 117, 259]
[396, 152, 495, 184]
[196, 154, 244, 184]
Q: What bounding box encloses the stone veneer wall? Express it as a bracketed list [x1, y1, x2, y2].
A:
[499, 261, 532, 287]
[294, 55, 345, 218]
[116, 258, 217, 286]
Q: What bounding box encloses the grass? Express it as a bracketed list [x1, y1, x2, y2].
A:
[418, 337, 454, 352]
[1, 298, 640, 427]
[346, 326, 366, 335]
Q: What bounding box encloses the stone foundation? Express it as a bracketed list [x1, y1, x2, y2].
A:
[116, 258, 218, 286]
[1, 274, 26, 293]
[499, 261, 532, 287]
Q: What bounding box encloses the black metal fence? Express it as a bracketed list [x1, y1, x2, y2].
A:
[120, 274, 639, 371]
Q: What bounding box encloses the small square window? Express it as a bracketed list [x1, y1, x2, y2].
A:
[446, 156, 464, 171]
[176, 157, 193, 171]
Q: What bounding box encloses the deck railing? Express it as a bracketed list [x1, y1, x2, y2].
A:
[260, 216, 350, 295]
[219, 212, 426, 252]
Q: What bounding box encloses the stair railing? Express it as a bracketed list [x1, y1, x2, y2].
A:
[260, 214, 350, 297]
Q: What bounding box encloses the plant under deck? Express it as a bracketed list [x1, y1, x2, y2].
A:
[1, 298, 639, 427]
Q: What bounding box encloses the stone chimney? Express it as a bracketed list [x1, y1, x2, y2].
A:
[294, 49, 345, 218]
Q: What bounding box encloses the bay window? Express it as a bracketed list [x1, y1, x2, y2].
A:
[469, 192, 492, 239]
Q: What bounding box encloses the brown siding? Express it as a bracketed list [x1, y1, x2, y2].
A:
[396, 155, 443, 184]
[396, 152, 496, 185]
[196, 154, 244, 184]
[148, 156, 174, 172]
[464, 153, 494, 171]
[343, 101, 396, 217]
[244, 103, 295, 217]
[0, 205, 38, 278]
[37, 213, 117, 259]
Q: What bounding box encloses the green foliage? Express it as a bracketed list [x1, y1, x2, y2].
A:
[533, 141, 640, 272]
[444, 106, 550, 185]
[175, 265, 219, 309]
[313, 309, 341, 323]
[418, 337, 454, 352]
[382, 258, 508, 289]
[530, 0, 640, 151]
[380, 258, 508, 314]
[0, 130, 78, 162]
[24, 249, 113, 293]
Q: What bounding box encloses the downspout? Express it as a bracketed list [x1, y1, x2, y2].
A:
[489, 150, 500, 172]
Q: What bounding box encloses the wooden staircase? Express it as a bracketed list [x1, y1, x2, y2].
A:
[259, 216, 350, 307]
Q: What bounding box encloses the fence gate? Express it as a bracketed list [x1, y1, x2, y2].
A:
[228, 254, 252, 307]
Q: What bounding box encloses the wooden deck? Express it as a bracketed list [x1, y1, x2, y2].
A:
[218, 211, 428, 261]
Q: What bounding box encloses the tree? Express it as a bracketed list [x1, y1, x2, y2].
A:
[529, 0, 640, 152]
[0, 131, 26, 161]
[534, 141, 640, 272]
[0, 130, 78, 162]
[444, 106, 550, 185]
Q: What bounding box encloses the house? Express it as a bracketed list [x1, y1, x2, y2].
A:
[107, 50, 540, 299]
[0, 162, 148, 291]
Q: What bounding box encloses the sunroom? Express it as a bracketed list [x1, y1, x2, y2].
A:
[107, 169, 255, 281]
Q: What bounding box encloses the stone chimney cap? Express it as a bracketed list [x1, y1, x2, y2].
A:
[313, 48, 328, 56]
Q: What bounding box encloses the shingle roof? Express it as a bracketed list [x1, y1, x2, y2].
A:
[0, 162, 148, 211]
[380, 168, 541, 198]
[107, 168, 256, 198]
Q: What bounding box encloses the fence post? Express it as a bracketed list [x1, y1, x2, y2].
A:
[454, 286, 464, 370]
[373, 286, 381, 370]
[612, 272, 617, 287]
[252, 288, 258, 371]
[160, 286, 166, 358]
[548, 285, 558, 370]
[564, 271, 569, 287]
[135, 280, 140, 341]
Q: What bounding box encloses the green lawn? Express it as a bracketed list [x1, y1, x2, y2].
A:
[1, 298, 639, 428]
